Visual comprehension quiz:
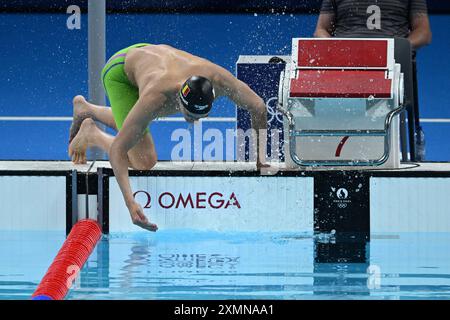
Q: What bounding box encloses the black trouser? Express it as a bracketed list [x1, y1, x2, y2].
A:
[412, 53, 422, 135]
[395, 38, 423, 161]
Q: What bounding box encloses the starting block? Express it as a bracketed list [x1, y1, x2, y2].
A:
[278, 38, 405, 168]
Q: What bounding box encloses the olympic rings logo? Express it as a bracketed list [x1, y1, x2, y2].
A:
[265, 97, 283, 125]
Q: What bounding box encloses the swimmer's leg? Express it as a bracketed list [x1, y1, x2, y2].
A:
[127, 132, 158, 170]
[69, 95, 118, 143]
[69, 118, 157, 170]
[71, 51, 156, 166]
[69, 118, 113, 164]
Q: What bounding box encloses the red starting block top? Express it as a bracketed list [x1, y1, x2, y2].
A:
[290, 70, 392, 98]
[290, 39, 393, 98]
[296, 39, 389, 68]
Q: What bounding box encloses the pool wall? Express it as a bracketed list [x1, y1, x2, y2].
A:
[4, 165, 450, 235]
[0, 174, 67, 231]
[109, 176, 314, 233]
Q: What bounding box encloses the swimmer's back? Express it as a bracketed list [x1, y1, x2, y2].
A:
[125, 44, 220, 93]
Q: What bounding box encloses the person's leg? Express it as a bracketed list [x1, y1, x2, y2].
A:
[69, 46, 156, 167]
[69, 118, 157, 169]
[412, 55, 426, 161]
[70, 64, 155, 167]
[101, 65, 155, 169]
[69, 118, 114, 164]
[127, 131, 158, 170]
[71, 42, 152, 138]
[69, 95, 118, 143]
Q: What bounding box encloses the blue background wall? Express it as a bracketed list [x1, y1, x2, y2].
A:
[3, 0, 449, 13]
[0, 13, 449, 161]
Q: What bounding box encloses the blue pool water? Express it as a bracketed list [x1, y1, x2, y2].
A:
[1, 231, 450, 300]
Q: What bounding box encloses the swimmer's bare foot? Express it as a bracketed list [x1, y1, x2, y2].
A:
[69, 95, 92, 144]
[69, 118, 97, 164]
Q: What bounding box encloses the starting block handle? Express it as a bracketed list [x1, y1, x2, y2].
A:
[283, 104, 405, 167]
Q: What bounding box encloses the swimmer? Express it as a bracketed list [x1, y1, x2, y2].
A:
[69, 43, 268, 232]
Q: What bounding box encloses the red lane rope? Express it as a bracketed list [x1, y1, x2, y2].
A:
[32, 219, 102, 300]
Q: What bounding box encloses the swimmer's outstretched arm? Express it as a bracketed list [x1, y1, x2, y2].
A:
[109, 92, 166, 232]
[215, 68, 268, 168]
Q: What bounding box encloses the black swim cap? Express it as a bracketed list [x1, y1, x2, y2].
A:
[179, 76, 215, 115]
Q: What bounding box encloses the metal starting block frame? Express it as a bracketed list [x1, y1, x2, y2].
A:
[279, 38, 405, 168]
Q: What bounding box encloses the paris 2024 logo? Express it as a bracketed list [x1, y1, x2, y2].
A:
[331, 187, 351, 209]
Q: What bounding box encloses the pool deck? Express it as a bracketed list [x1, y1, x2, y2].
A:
[0, 160, 449, 173]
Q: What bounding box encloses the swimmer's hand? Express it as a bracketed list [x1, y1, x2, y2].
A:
[128, 201, 158, 232]
[257, 160, 270, 170]
[257, 160, 279, 175]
